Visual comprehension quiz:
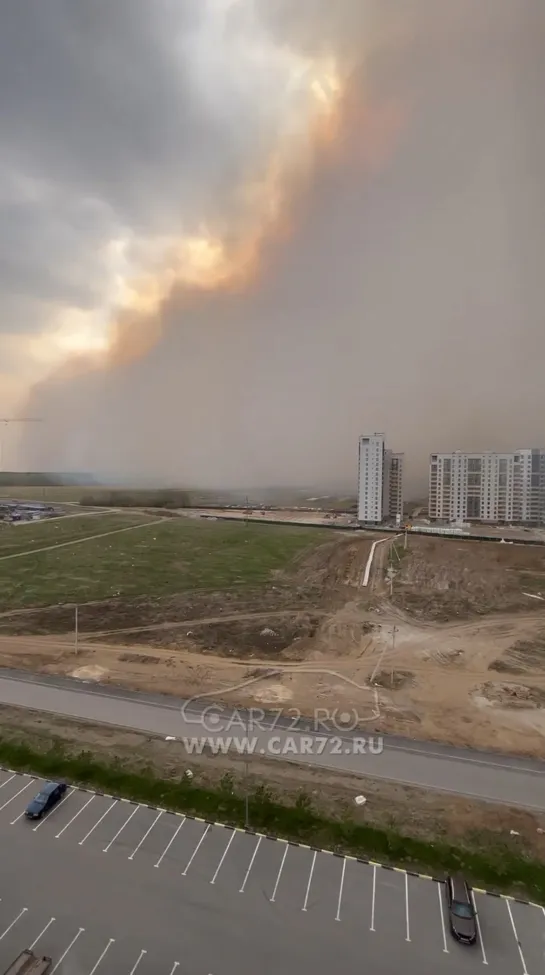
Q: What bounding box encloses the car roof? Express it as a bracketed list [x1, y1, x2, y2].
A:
[450, 875, 471, 900]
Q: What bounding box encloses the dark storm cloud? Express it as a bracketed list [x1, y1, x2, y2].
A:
[9, 0, 545, 494]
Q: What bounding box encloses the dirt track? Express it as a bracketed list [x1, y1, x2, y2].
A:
[1, 532, 545, 756]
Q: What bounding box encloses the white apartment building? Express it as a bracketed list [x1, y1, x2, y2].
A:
[358, 433, 404, 523]
[429, 448, 545, 524]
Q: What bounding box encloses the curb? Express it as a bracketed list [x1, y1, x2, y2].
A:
[2, 767, 541, 909]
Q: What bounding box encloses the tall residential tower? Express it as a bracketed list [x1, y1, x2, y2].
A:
[358, 433, 404, 523]
[428, 448, 545, 524]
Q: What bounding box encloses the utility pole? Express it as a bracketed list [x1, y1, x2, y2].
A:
[0, 418, 43, 472]
[391, 625, 398, 688]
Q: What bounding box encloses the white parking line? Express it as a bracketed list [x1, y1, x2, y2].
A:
[33, 788, 76, 830]
[88, 937, 115, 974]
[168, 964, 180, 975]
[404, 873, 411, 942]
[10, 808, 28, 825]
[239, 836, 262, 893]
[129, 810, 163, 860]
[370, 865, 376, 932]
[0, 907, 28, 940]
[57, 794, 95, 838]
[0, 779, 34, 811]
[182, 824, 211, 876]
[129, 949, 147, 975]
[471, 892, 488, 965]
[505, 899, 529, 975]
[270, 844, 288, 902]
[210, 829, 236, 884]
[103, 805, 140, 852]
[335, 858, 346, 922]
[29, 917, 56, 951]
[79, 800, 117, 845]
[437, 882, 449, 952]
[51, 928, 85, 974]
[0, 774, 16, 791]
[302, 851, 317, 912]
[155, 818, 186, 868]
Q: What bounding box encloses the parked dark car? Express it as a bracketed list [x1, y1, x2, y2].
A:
[446, 875, 477, 944]
[25, 781, 67, 820]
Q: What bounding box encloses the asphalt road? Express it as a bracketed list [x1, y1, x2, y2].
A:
[0, 769, 542, 974]
[0, 668, 545, 810]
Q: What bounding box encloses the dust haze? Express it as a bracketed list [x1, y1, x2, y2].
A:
[17, 0, 545, 494]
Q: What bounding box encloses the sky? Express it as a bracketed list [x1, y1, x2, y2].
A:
[1, 0, 544, 493]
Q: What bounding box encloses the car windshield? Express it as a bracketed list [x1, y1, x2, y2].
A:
[35, 793, 48, 802]
[452, 901, 474, 918]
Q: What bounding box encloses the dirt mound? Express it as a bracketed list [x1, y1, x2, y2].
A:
[476, 680, 545, 709]
[390, 536, 545, 621]
[185, 613, 322, 659]
[489, 632, 545, 674]
[371, 669, 416, 689]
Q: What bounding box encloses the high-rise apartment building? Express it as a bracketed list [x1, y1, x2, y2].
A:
[428, 448, 545, 524]
[358, 433, 404, 523]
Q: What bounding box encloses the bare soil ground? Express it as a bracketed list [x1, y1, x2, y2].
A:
[1, 704, 544, 862]
[2, 531, 545, 756]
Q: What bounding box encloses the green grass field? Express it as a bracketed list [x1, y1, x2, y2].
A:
[0, 512, 157, 559]
[0, 517, 329, 610]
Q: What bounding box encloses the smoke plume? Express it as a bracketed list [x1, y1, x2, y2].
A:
[15, 0, 545, 493]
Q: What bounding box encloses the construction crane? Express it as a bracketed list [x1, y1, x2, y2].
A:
[0, 418, 43, 472]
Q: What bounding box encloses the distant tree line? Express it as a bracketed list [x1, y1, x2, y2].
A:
[79, 489, 192, 509]
[0, 472, 94, 486]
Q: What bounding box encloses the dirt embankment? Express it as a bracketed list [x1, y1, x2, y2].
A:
[3, 533, 545, 757]
[1, 704, 544, 863]
[389, 535, 545, 621]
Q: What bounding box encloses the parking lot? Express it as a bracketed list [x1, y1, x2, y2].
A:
[0, 768, 544, 974]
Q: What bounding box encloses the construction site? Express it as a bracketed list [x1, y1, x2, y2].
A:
[1, 509, 545, 758]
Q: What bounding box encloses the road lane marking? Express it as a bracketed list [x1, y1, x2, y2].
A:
[182, 824, 211, 875]
[129, 949, 147, 975]
[57, 794, 95, 838]
[0, 907, 28, 940]
[155, 817, 186, 867]
[51, 928, 85, 974]
[505, 899, 529, 975]
[335, 858, 346, 921]
[0, 774, 16, 791]
[78, 800, 117, 845]
[405, 873, 411, 941]
[88, 937, 115, 974]
[437, 882, 449, 952]
[29, 917, 55, 951]
[103, 804, 139, 852]
[129, 810, 163, 859]
[370, 865, 377, 931]
[168, 964, 180, 975]
[33, 787, 76, 830]
[0, 779, 34, 811]
[239, 836, 262, 893]
[302, 850, 317, 911]
[471, 892, 488, 965]
[210, 829, 236, 884]
[270, 844, 289, 902]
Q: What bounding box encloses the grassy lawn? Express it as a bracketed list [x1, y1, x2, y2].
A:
[0, 512, 157, 559]
[0, 518, 329, 610]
